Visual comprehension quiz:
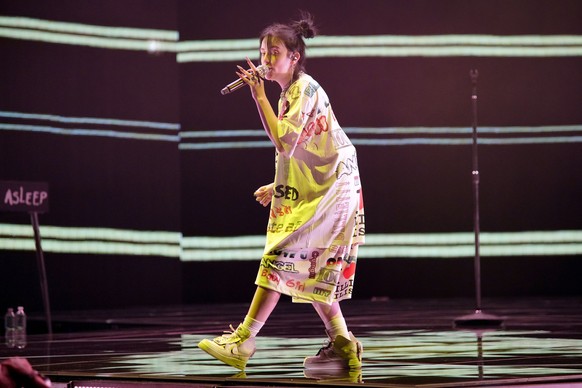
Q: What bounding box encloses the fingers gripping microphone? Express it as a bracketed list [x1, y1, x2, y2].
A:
[221, 65, 268, 95]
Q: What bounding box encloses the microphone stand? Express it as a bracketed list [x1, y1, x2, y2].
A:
[454, 70, 504, 328]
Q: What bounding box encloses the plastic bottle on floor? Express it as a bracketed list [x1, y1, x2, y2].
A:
[15, 306, 27, 349]
[4, 307, 16, 348]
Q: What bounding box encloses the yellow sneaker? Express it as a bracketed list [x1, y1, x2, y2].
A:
[303, 332, 363, 370]
[198, 324, 256, 370]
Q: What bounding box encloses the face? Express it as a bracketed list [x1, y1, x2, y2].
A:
[259, 36, 296, 86]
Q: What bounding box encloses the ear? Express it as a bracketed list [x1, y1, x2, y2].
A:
[292, 53, 300, 62]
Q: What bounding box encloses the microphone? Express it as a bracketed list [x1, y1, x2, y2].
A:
[221, 65, 268, 95]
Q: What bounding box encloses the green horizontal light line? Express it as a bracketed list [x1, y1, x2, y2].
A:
[317, 46, 582, 58]
[344, 126, 582, 135]
[181, 235, 266, 249]
[479, 136, 582, 144]
[178, 35, 582, 53]
[311, 34, 582, 47]
[178, 141, 272, 150]
[177, 45, 582, 62]
[178, 136, 582, 150]
[365, 230, 582, 245]
[178, 50, 256, 62]
[179, 126, 582, 139]
[179, 230, 582, 260]
[0, 123, 179, 142]
[180, 230, 582, 248]
[0, 238, 180, 257]
[2, 224, 581, 260]
[360, 244, 582, 258]
[5, 120, 580, 145]
[0, 27, 178, 52]
[0, 111, 180, 130]
[0, 16, 178, 40]
[180, 129, 264, 138]
[351, 137, 582, 146]
[180, 243, 582, 261]
[179, 125, 582, 150]
[0, 223, 181, 244]
[177, 39, 257, 51]
[181, 248, 263, 261]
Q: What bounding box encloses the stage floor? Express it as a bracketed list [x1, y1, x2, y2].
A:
[2, 297, 582, 387]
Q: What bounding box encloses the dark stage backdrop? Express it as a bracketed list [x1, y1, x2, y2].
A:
[1, 0, 581, 312]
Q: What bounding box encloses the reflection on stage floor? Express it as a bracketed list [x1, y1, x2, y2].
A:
[2, 297, 582, 387]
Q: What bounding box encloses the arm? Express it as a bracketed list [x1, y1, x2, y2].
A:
[254, 95, 285, 154]
[237, 58, 285, 153]
[0, 357, 51, 388]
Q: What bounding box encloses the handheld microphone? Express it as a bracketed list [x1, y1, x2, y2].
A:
[221, 65, 268, 95]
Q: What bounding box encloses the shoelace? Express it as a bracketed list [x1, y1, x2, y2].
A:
[223, 324, 238, 336]
[315, 339, 333, 356]
[218, 324, 244, 342]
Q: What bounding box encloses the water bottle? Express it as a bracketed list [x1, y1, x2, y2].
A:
[15, 306, 27, 349]
[4, 308, 16, 348]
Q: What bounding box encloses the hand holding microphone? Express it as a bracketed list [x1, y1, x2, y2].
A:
[221, 62, 268, 95]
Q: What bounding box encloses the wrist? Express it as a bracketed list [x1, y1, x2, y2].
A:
[254, 95, 268, 104]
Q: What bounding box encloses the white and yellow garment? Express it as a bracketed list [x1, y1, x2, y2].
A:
[255, 73, 366, 304]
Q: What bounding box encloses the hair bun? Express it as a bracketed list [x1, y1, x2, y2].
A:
[292, 12, 317, 39]
[297, 20, 315, 38]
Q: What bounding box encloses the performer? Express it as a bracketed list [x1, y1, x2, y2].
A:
[198, 12, 366, 371]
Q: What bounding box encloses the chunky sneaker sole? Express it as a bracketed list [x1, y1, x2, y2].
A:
[198, 337, 255, 370]
[304, 368, 363, 383]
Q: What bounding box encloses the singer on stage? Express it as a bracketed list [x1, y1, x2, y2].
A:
[198, 12, 366, 373]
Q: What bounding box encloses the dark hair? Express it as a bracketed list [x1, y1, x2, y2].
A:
[259, 12, 317, 79]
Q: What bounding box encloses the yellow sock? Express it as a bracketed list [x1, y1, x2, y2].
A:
[242, 315, 264, 338]
[325, 315, 350, 340]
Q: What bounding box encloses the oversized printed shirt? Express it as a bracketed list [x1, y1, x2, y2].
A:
[255, 73, 365, 304]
